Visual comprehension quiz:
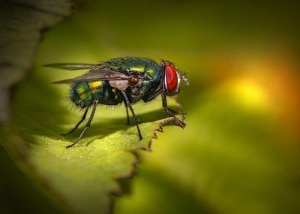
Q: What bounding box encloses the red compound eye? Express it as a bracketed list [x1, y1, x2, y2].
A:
[165, 64, 179, 93]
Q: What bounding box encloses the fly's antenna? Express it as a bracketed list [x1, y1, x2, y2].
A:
[180, 74, 189, 85]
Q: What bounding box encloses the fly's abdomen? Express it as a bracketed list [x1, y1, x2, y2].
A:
[71, 80, 123, 108]
[70, 81, 101, 108]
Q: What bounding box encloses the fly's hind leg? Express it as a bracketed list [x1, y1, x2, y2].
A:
[66, 101, 98, 148]
[61, 107, 89, 136]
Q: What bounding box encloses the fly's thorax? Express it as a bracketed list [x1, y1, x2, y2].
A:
[141, 62, 161, 95]
[104, 57, 162, 103]
[105, 57, 160, 77]
[133, 64, 161, 98]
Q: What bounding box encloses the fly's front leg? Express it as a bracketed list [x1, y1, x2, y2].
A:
[161, 90, 186, 128]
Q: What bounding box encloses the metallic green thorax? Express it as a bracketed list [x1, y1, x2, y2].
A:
[71, 57, 161, 108]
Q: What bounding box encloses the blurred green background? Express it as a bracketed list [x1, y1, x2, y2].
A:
[8, 0, 300, 213]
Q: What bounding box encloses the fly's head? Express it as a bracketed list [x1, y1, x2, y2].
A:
[161, 60, 189, 96]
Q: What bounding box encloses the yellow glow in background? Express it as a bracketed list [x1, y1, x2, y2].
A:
[31, 0, 300, 213]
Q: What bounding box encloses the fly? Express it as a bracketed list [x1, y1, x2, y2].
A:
[44, 57, 189, 148]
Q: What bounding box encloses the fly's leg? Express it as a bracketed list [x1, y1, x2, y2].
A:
[121, 90, 142, 140]
[161, 90, 186, 128]
[142, 88, 186, 127]
[61, 108, 89, 136]
[66, 101, 98, 148]
[124, 101, 130, 125]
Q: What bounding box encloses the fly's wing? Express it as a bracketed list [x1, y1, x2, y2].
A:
[50, 64, 131, 88]
[43, 63, 97, 70]
[52, 70, 130, 84]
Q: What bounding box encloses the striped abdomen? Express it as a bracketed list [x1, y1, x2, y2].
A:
[70, 80, 123, 108]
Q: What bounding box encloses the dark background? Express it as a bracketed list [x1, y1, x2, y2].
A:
[2, 0, 300, 213]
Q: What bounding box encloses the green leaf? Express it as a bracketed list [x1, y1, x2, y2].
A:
[6, 67, 182, 213]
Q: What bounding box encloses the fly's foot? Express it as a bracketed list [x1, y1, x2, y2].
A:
[173, 116, 186, 128]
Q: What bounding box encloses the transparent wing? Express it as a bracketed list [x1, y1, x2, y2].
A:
[43, 63, 97, 70]
[49, 64, 131, 84]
